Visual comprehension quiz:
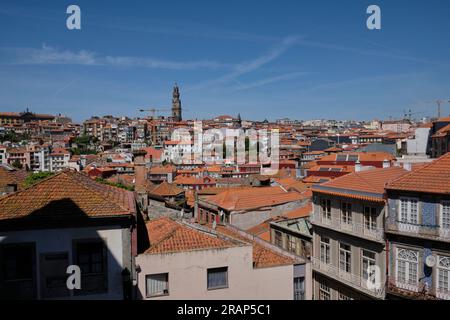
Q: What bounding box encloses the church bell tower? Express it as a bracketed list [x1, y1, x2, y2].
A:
[172, 83, 182, 122]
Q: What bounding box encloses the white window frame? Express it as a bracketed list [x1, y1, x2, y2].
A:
[440, 201, 450, 230]
[339, 243, 352, 273]
[364, 206, 377, 230]
[320, 237, 330, 264]
[146, 273, 169, 298]
[362, 249, 376, 283]
[437, 255, 450, 298]
[399, 197, 419, 225]
[321, 198, 331, 221]
[319, 281, 331, 300]
[341, 202, 352, 225]
[207, 267, 228, 290]
[396, 248, 419, 291]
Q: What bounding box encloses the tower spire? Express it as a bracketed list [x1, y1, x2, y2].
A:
[172, 83, 182, 122]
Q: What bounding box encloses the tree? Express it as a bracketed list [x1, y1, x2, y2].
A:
[11, 160, 23, 169]
[24, 172, 54, 187]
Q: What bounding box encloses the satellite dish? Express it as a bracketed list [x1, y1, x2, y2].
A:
[425, 255, 436, 268]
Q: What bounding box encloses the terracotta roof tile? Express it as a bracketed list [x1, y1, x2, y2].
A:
[0, 165, 29, 191]
[149, 181, 184, 197]
[204, 186, 305, 211]
[0, 170, 135, 220]
[215, 225, 295, 268]
[387, 153, 450, 194]
[312, 166, 408, 200]
[145, 218, 239, 254]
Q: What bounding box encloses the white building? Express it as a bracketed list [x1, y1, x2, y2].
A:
[136, 218, 311, 300]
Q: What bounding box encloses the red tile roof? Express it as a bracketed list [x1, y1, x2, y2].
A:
[145, 217, 239, 254]
[0, 170, 135, 221]
[215, 225, 295, 268]
[0, 165, 29, 191]
[272, 177, 308, 192]
[312, 166, 408, 201]
[203, 186, 305, 211]
[148, 181, 184, 197]
[284, 203, 312, 219]
[386, 153, 450, 194]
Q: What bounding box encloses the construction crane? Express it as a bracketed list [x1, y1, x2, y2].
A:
[138, 107, 191, 120]
[138, 108, 171, 119]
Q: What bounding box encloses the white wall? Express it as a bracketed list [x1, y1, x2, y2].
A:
[407, 127, 430, 155]
[136, 245, 294, 300]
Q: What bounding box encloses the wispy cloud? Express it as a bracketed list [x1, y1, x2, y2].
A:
[296, 39, 438, 65]
[233, 71, 310, 90]
[0, 44, 232, 70]
[185, 36, 302, 92]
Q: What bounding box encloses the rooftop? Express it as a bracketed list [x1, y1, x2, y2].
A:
[145, 217, 241, 254]
[0, 170, 135, 221]
[386, 153, 450, 194]
[312, 166, 408, 202]
[203, 186, 305, 211]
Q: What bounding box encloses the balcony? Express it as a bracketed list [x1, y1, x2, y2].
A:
[312, 257, 385, 299]
[311, 211, 384, 243]
[386, 219, 450, 242]
[387, 276, 439, 300]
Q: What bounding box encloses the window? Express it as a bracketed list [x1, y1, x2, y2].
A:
[319, 280, 331, 300]
[0, 243, 36, 300]
[339, 243, 351, 273]
[287, 235, 296, 253]
[364, 207, 377, 230]
[437, 255, 450, 294]
[341, 202, 352, 224]
[207, 267, 228, 290]
[441, 202, 450, 229]
[320, 198, 331, 220]
[320, 237, 330, 264]
[399, 198, 418, 224]
[338, 292, 353, 300]
[274, 231, 283, 247]
[146, 273, 169, 297]
[362, 250, 376, 283]
[294, 277, 305, 300]
[396, 248, 418, 287]
[73, 240, 107, 294]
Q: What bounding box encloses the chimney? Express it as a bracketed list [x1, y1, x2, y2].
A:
[355, 160, 362, 172]
[133, 150, 147, 192]
[383, 159, 390, 168]
[403, 162, 412, 171]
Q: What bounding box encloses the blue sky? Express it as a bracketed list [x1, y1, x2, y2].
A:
[1, 0, 450, 123]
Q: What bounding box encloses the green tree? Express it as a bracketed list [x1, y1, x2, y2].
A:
[24, 172, 54, 187]
[11, 160, 23, 169]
